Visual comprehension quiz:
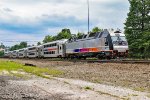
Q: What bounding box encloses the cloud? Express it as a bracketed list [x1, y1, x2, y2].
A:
[0, 0, 129, 46]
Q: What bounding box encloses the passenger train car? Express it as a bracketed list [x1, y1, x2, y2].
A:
[27, 46, 38, 58]
[18, 48, 27, 58]
[11, 50, 19, 58]
[6, 29, 128, 59]
[41, 39, 68, 58]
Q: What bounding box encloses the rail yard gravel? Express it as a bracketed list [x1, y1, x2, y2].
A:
[4, 58, 150, 92]
[0, 58, 150, 100]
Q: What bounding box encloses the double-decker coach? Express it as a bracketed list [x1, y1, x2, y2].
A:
[18, 48, 27, 58]
[41, 39, 68, 58]
[27, 46, 38, 58]
[12, 50, 19, 58]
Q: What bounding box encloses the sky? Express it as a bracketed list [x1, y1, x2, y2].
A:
[0, 0, 130, 46]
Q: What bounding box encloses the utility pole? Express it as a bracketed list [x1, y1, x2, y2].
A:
[87, 0, 90, 34]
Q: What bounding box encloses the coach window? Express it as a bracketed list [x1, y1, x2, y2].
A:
[105, 37, 109, 46]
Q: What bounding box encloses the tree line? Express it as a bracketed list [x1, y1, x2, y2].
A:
[5, 27, 101, 51]
[41, 27, 101, 44]
[0, 43, 5, 57]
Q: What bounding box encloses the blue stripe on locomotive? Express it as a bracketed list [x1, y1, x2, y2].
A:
[74, 49, 80, 52]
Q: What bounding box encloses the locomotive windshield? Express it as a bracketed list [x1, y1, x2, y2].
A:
[111, 36, 128, 46]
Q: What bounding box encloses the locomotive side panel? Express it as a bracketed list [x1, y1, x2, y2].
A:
[65, 32, 113, 59]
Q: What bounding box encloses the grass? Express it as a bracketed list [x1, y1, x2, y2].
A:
[10, 72, 28, 78]
[147, 94, 150, 98]
[93, 79, 102, 84]
[64, 81, 70, 84]
[0, 60, 63, 78]
[134, 87, 145, 92]
[96, 91, 130, 100]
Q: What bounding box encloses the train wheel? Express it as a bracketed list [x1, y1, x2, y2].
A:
[77, 56, 81, 60]
[83, 57, 86, 60]
[97, 54, 103, 60]
[106, 56, 111, 60]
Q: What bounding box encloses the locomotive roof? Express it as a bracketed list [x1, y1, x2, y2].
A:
[107, 30, 125, 37]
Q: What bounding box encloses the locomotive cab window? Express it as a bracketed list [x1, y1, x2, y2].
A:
[111, 36, 128, 46]
[105, 38, 109, 46]
[83, 34, 87, 39]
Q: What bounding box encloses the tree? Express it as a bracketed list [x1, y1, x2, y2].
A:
[19, 42, 27, 48]
[0, 51, 4, 57]
[37, 42, 41, 45]
[77, 32, 84, 38]
[92, 27, 102, 33]
[124, 0, 150, 58]
[56, 28, 72, 40]
[10, 42, 27, 51]
[0, 43, 5, 49]
[43, 35, 53, 43]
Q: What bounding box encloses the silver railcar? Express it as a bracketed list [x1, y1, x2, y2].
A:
[27, 46, 38, 58]
[41, 39, 68, 58]
[18, 48, 27, 58]
[65, 29, 128, 59]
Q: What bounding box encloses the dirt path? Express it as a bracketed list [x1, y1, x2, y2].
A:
[1, 75, 150, 100]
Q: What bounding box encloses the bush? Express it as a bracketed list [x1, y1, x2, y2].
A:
[0, 51, 4, 57]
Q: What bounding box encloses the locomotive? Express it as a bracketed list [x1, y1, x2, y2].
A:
[5, 29, 128, 59]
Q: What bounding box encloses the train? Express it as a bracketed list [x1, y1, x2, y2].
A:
[4, 29, 129, 59]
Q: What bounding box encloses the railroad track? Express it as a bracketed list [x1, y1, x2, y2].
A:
[81, 59, 150, 64]
[1, 58, 150, 64]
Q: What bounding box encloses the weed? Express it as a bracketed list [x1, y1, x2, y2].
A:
[131, 94, 138, 96]
[134, 87, 145, 92]
[147, 94, 150, 98]
[84, 86, 92, 90]
[93, 79, 102, 83]
[64, 81, 70, 84]
[96, 91, 130, 100]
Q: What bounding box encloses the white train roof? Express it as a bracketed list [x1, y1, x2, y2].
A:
[43, 39, 68, 45]
[27, 46, 37, 49]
